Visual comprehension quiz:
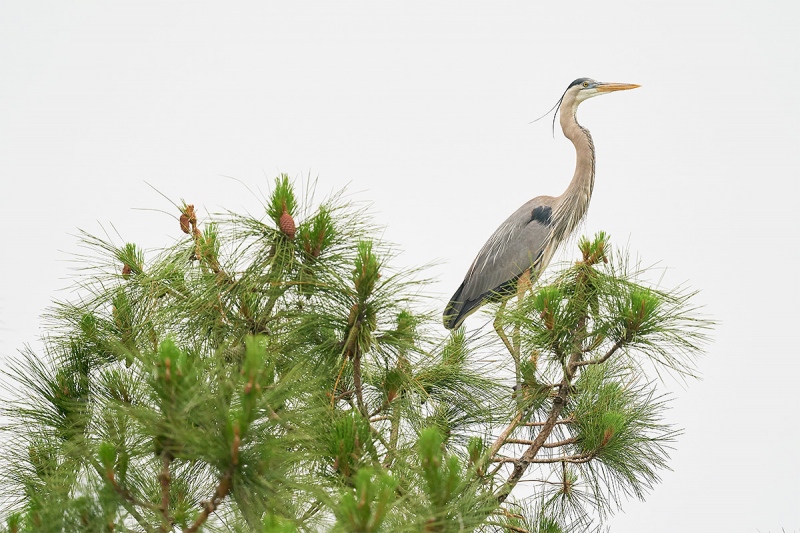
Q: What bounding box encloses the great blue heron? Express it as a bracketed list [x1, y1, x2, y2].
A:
[443, 78, 639, 330]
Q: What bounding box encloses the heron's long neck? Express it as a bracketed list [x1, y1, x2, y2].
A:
[552, 105, 595, 244]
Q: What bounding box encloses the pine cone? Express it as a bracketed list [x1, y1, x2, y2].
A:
[179, 213, 191, 234]
[279, 211, 296, 239]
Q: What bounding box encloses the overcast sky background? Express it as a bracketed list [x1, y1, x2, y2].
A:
[2, 2, 799, 531]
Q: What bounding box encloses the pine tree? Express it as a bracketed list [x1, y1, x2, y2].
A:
[0, 176, 710, 532]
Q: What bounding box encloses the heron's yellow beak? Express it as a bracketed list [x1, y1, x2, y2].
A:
[596, 82, 640, 93]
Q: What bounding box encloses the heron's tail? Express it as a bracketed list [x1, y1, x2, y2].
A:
[444, 275, 526, 329]
[443, 282, 483, 330]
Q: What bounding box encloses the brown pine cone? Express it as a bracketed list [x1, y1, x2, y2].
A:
[179, 213, 191, 234]
[279, 211, 296, 239]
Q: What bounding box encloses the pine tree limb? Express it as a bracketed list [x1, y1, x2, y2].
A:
[494, 453, 593, 465]
[495, 348, 582, 504]
[488, 411, 524, 459]
[183, 466, 234, 533]
[571, 338, 626, 369]
[502, 437, 577, 449]
[91, 458, 159, 533]
[158, 452, 173, 533]
[353, 351, 367, 417]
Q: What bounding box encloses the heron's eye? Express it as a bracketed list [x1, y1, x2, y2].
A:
[582, 81, 589, 88]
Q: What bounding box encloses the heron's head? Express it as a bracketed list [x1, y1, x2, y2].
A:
[568, 78, 640, 104]
[535, 78, 640, 135]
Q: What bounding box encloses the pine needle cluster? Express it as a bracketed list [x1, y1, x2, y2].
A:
[0, 179, 710, 532]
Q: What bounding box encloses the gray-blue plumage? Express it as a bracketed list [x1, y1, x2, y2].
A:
[444, 197, 554, 329]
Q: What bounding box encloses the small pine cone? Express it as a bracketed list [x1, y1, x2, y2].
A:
[122, 264, 132, 278]
[179, 213, 191, 234]
[279, 211, 296, 239]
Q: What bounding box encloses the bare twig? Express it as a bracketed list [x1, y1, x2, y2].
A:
[109, 479, 158, 513]
[367, 423, 391, 463]
[332, 321, 368, 416]
[571, 339, 625, 369]
[487, 411, 524, 459]
[116, 496, 157, 533]
[491, 456, 518, 464]
[527, 453, 593, 464]
[516, 478, 574, 486]
[330, 355, 350, 408]
[183, 466, 234, 533]
[492, 451, 592, 465]
[503, 437, 577, 449]
[498, 509, 525, 520]
[183, 430, 240, 533]
[352, 351, 368, 417]
[369, 400, 389, 418]
[158, 452, 172, 533]
[487, 458, 509, 479]
[299, 500, 324, 523]
[383, 405, 402, 469]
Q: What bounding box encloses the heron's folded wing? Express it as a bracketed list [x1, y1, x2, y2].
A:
[456, 197, 554, 306]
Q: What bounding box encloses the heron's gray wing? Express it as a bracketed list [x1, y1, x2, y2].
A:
[461, 196, 554, 301]
[444, 196, 555, 329]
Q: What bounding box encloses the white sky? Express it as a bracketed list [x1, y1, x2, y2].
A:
[1, 2, 799, 531]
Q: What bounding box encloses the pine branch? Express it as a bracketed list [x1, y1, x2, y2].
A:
[116, 496, 158, 533]
[503, 437, 577, 449]
[90, 456, 159, 532]
[488, 411, 524, 459]
[353, 351, 367, 417]
[299, 500, 325, 523]
[183, 465, 234, 533]
[518, 453, 593, 465]
[495, 348, 582, 504]
[571, 339, 626, 369]
[382, 405, 402, 469]
[158, 452, 173, 533]
[184, 421, 241, 533]
[368, 399, 390, 418]
[492, 451, 593, 465]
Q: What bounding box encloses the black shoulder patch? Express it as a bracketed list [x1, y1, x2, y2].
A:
[530, 205, 552, 226]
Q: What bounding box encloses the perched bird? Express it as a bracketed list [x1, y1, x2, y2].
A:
[443, 78, 639, 329]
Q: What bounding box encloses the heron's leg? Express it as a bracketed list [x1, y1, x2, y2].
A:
[494, 299, 520, 384]
[493, 299, 512, 352]
[511, 269, 533, 381]
[516, 269, 533, 298]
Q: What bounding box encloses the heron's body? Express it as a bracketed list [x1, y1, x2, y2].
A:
[443, 78, 638, 330]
